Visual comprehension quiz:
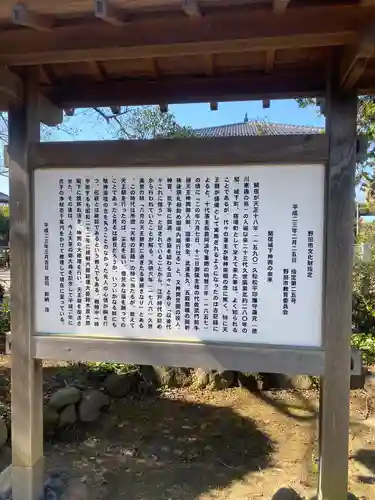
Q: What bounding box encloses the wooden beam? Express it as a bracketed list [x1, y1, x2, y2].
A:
[182, 0, 202, 18]
[29, 135, 329, 168]
[159, 104, 168, 113]
[273, 0, 290, 14]
[0, 67, 61, 125]
[203, 54, 214, 76]
[110, 105, 121, 114]
[47, 71, 325, 108]
[262, 98, 270, 108]
[210, 102, 218, 111]
[265, 49, 276, 73]
[0, 5, 363, 66]
[87, 61, 106, 82]
[9, 66, 44, 500]
[11, 3, 53, 31]
[340, 23, 375, 89]
[64, 108, 75, 116]
[0, 68, 22, 101]
[318, 73, 357, 500]
[94, 0, 127, 26]
[39, 95, 63, 126]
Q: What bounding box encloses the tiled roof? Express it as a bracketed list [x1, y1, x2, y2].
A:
[194, 120, 323, 138]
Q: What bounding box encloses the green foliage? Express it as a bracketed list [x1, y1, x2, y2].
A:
[84, 361, 136, 374]
[0, 205, 9, 235]
[0, 297, 10, 335]
[110, 106, 194, 140]
[351, 333, 375, 365]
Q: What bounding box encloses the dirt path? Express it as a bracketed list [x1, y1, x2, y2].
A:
[0, 360, 374, 499]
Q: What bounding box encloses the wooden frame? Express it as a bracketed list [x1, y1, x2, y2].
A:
[9, 68, 44, 500]
[6, 61, 359, 500]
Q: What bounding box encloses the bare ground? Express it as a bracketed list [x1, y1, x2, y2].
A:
[0, 356, 373, 500]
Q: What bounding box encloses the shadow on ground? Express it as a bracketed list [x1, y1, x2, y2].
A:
[0, 362, 275, 500]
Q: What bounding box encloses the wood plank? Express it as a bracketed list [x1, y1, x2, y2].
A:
[210, 101, 218, 111]
[47, 71, 326, 108]
[265, 49, 276, 73]
[0, 5, 363, 65]
[182, 0, 202, 18]
[318, 74, 357, 500]
[159, 103, 168, 113]
[94, 0, 127, 26]
[0, 68, 22, 101]
[273, 0, 290, 14]
[340, 23, 375, 89]
[12, 3, 53, 31]
[262, 98, 270, 108]
[29, 135, 329, 168]
[38, 95, 63, 126]
[8, 67, 44, 500]
[32, 336, 326, 376]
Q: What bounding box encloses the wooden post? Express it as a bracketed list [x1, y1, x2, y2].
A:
[9, 67, 44, 500]
[318, 78, 357, 498]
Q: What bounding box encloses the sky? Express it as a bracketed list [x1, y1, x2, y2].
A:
[1, 99, 325, 195]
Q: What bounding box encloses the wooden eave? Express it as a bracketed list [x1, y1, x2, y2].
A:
[0, 0, 375, 111]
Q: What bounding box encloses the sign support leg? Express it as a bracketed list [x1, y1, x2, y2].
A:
[9, 67, 44, 500]
[318, 75, 357, 499]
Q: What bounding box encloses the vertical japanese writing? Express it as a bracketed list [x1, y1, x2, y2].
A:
[76, 178, 83, 327]
[203, 175, 210, 330]
[212, 177, 220, 333]
[166, 177, 173, 330]
[283, 268, 289, 315]
[252, 181, 260, 334]
[307, 230, 315, 278]
[130, 180, 136, 328]
[84, 178, 91, 327]
[267, 231, 274, 283]
[291, 269, 297, 305]
[147, 178, 155, 329]
[58, 178, 65, 325]
[232, 176, 240, 335]
[222, 177, 230, 334]
[120, 178, 127, 328]
[175, 177, 182, 328]
[139, 177, 146, 329]
[112, 178, 118, 328]
[156, 178, 163, 330]
[241, 176, 250, 335]
[43, 222, 50, 313]
[67, 179, 74, 326]
[93, 179, 100, 327]
[292, 204, 298, 264]
[102, 178, 109, 327]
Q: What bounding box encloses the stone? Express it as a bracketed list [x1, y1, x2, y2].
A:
[0, 417, 8, 448]
[209, 371, 236, 390]
[237, 372, 259, 392]
[61, 479, 88, 500]
[78, 390, 110, 422]
[104, 370, 140, 397]
[192, 368, 210, 389]
[262, 374, 313, 390]
[58, 404, 77, 427]
[48, 387, 81, 411]
[139, 366, 192, 388]
[44, 406, 59, 429]
[271, 487, 302, 500]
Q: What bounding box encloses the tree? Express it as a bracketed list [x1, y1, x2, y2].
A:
[92, 105, 194, 140]
[297, 97, 375, 205]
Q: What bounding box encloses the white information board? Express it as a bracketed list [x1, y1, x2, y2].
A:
[34, 165, 324, 347]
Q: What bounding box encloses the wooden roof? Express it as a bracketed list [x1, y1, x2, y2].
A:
[1, 0, 375, 112]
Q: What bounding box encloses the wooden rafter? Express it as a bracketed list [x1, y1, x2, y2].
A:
[273, 0, 290, 14]
[0, 67, 62, 125]
[110, 105, 121, 114]
[265, 49, 276, 73]
[0, 5, 363, 66]
[159, 104, 168, 113]
[46, 71, 325, 109]
[182, 0, 202, 18]
[203, 54, 214, 76]
[64, 108, 75, 116]
[11, 3, 53, 31]
[87, 61, 106, 82]
[210, 102, 218, 111]
[262, 98, 271, 108]
[340, 22, 375, 89]
[94, 0, 127, 26]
